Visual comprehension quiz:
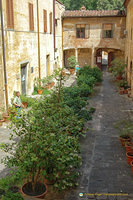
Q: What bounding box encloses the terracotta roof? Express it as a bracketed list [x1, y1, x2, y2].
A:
[124, 0, 131, 7]
[62, 10, 125, 18]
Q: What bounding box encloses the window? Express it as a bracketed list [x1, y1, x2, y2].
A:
[29, 3, 34, 31]
[50, 12, 52, 34]
[103, 24, 113, 38]
[6, 0, 14, 29]
[43, 9, 47, 33]
[76, 24, 85, 38]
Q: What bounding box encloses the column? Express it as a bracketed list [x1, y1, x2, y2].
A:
[75, 48, 78, 63]
[91, 47, 95, 67]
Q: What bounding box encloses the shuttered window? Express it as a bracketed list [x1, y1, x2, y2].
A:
[76, 24, 85, 38]
[6, 0, 14, 29]
[29, 3, 34, 31]
[103, 24, 113, 38]
[50, 12, 52, 34]
[43, 9, 47, 33]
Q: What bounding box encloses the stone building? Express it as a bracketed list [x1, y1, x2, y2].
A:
[124, 0, 133, 95]
[62, 7, 126, 70]
[0, 0, 65, 111]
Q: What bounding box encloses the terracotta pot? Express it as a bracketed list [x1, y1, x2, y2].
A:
[130, 160, 133, 173]
[116, 75, 122, 80]
[123, 89, 128, 94]
[22, 102, 28, 109]
[2, 113, 9, 122]
[125, 142, 133, 153]
[45, 82, 55, 89]
[120, 90, 124, 95]
[37, 89, 43, 95]
[21, 182, 47, 199]
[126, 151, 133, 165]
[120, 136, 131, 146]
[69, 68, 76, 75]
[61, 70, 66, 77]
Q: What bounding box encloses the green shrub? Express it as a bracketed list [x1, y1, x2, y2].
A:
[67, 56, 78, 69]
[110, 58, 126, 77]
[77, 75, 96, 87]
[78, 66, 102, 82]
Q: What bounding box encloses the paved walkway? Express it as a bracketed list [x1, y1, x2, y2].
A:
[62, 72, 133, 200]
[1, 72, 133, 200]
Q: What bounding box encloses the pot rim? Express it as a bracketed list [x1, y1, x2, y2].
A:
[126, 151, 133, 157]
[21, 182, 47, 198]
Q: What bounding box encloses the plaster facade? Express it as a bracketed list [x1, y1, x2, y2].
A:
[0, 0, 64, 111]
[62, 11, 126, 68]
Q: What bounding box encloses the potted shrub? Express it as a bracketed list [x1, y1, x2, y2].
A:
[67, 56, 78, 74]
[110, 58, 127, 80]
[20, 95, 28, 108]
[125, 142, 133, 153]
[126, 151, 133, 165]
[34, 78, 43, 95]
[41, 75, 55, 90]
[1, 113, 48, 198]
[130, 160, 133, 173]
[119, 134, 131, 146]
[115, 120, 133, 146]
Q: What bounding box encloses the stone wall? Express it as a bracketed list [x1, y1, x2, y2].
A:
[0, 0, 64, 108]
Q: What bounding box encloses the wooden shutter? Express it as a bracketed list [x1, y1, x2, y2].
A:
[6, 0, 14, 29]
[43, 9, 47, 33]
[103, 24, 112, 30]
[85, 25, 90, 39]
[50, 12, 52, 34]
[29, 3, 34, 31]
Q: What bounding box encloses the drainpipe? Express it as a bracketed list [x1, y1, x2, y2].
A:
[0, 0, 9, 112]
[53, 0, 56, 60]
[37, 0, 41, 79]
[62, 18, 64, 68]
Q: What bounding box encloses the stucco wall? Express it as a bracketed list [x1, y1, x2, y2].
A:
[63, 17, 126, 51]
[55, 1, 65, 68]
[0, 0, 64, 107]
[125, 0, 133, 96]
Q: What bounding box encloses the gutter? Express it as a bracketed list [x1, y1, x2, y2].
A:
[0, 0, 9, 112]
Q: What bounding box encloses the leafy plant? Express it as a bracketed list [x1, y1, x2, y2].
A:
[117, 80, 128, 89]
[114, 120, 133, 138]
[78, 66, 102, 83]
[0, 170, 24, 200]
[68, 56, 78, 69]
[110, 58, 127, 77]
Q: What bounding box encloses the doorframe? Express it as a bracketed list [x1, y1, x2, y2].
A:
[20, 61, 29, 95]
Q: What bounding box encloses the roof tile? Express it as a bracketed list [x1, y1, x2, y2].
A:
[62, 10, 125, 18]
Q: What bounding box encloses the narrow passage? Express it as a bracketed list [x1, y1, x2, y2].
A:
[64, 72, 133, 200]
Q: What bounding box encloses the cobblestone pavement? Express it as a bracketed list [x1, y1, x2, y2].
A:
[1, 72, 133, 200]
